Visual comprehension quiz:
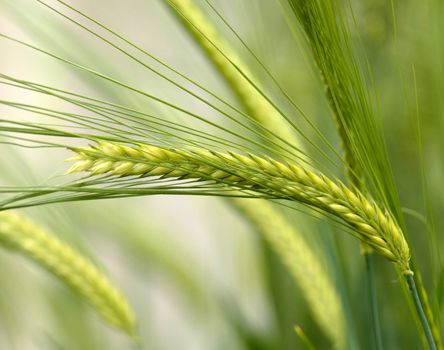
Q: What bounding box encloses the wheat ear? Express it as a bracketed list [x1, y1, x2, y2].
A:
[67, 142, 411, 274]
[0, 211, 136, 335]
[234, 198, 346, 349]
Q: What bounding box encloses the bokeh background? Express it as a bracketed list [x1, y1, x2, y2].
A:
[0, 0, 443, 349]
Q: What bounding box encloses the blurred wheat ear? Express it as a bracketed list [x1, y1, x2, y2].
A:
[235, 198, 346, 349]
[0, 211, 136, 337]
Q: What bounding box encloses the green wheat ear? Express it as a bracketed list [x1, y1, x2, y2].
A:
[68, 141, 412, 274]
[0, 211, 136, 336]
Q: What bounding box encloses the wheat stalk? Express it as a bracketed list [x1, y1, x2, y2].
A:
[67, 141, 411, 274]
[0, 211, 136, 336]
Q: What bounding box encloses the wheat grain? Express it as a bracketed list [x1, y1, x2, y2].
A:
[0, 211, 136, 335]
[68, 141, 411, 273]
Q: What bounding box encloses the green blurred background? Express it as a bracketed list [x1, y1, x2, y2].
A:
[0, 0, 443, 349]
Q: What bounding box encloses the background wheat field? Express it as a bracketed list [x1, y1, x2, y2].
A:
[0, 0, 443, 349]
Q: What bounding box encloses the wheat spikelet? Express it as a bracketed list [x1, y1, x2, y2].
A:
[166, 0, 297, 144]
[0, 211, 136, 335]
[67, 142, 411, 273]
[234, 198, 346, 349]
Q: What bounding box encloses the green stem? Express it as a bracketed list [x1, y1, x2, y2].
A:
[406, 274, 437, 350]
[365, 253, 384, 350]
[412, 264, 442, 349]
